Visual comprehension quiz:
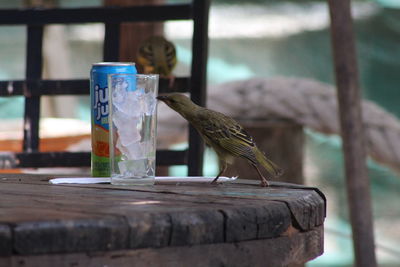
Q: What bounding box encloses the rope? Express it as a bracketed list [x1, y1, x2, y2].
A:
[157, 77, 400, 173]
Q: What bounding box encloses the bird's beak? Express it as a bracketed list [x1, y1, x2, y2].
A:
[156, 95, 169, 102]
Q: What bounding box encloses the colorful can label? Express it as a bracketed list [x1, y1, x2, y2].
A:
[90, 62, 137, 177]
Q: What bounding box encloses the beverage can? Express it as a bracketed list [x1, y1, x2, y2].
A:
[90, 62, 137, 177]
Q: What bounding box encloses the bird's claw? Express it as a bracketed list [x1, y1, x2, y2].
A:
[211, 177, 220, 185]
[260, 180, 270, 187]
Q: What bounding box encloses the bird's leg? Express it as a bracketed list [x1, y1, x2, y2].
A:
[252, 164, 270, 187]
[211, 161, 227, 185]
[168, 75, 176, 89]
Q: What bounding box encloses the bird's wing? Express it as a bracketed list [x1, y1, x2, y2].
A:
[197, 110, 258, 163]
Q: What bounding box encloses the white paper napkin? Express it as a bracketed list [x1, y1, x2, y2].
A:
[49, 176, 237, 185]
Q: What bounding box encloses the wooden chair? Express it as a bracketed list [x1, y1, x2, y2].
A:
[0, 0, 210, 175]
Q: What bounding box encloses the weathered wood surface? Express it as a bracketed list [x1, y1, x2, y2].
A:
[0, 224, 11, 256]
[1, 227, 323, 267]
[0, 174, 325, 266]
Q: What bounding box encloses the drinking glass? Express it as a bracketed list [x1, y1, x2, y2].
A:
[108, 74, 159, 185]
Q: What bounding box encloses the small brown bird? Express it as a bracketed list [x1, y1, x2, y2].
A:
[157, 94, 283, 187]
[137, 36, 177, 87]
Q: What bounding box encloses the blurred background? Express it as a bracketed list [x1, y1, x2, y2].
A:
[0, 0, 399, 265]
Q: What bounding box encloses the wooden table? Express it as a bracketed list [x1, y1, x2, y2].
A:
[0, 174, 325, 267]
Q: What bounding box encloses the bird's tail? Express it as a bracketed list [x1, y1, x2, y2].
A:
[255, 148, 283, 177]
